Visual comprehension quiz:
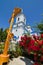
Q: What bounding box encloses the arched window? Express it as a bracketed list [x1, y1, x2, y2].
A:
[24, 19, 25, 21]
[18, 17, 20, 21]
[16, 29, 17, 31]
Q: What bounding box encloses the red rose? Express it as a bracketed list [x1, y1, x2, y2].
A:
[34, 53, 38, 61]
[31, 45, 40, 51]
[41, 34, 43, 38]
[21, 36, 24, 40]
[32, 35, 39, 40]
[42, 40, 43, 45]
[24, 35, 27, 39]
[27, 36, 31, 40]
[19, 41, 25, 46]
[34, 53, 37, 56]
[40, 56, 43, 61]
[24, 44, 27, 48]
[28, 46, 31, 54]
[21, 36, 26, 41]
[41, 48, 43, 53]
[41, 48, 43, 51]
[36, 40, 43, 46]
[33, 62, 39, 65]
[23, 37, 27, 41]
[34, 56, 37, 61]
[30, 40, 35, 45]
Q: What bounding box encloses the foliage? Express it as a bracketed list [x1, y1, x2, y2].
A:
[3, 29, 7, 42]
[0, 42, 4, 54]
[37, 22, 43, 34]
[8, 42, 23, 60]
[15, 43, 23, 56]
[0, 28, 3, 42]
[0, 28, 7, 42]
[8, 50, 15, 60]
[37, 23, 43, 31]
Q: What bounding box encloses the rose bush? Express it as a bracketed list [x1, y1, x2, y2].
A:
[19, 34, 43, 65]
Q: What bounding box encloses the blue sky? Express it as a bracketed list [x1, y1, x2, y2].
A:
[0, 0, 43, 30]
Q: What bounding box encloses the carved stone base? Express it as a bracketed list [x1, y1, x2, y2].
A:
[0, 54, 9, 65]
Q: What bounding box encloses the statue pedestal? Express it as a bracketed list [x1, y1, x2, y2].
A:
[0, 54, 9, 65]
